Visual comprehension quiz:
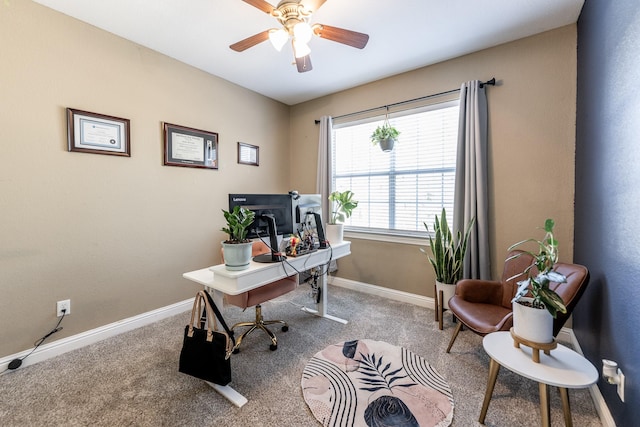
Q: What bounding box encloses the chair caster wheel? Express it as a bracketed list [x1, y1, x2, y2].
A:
[233, 348, 240, 354]
[282, 325, 289, 332]
[269, 344, 278, 351]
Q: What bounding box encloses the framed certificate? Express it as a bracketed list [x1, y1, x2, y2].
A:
[237, 142, 259, 166]
[67, 108, 130, 157]
[163, 123, 218, 169]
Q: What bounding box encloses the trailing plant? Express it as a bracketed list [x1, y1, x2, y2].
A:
[370, 123, 400, 146]
[328, 190, 358, 224]
[420, 208, 474, 284]
[507, 218, 567, 318]
[221, 206, 255, 243]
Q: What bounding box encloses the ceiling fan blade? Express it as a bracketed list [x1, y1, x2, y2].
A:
[300, 0, 327, 13]
[229, 30, 270, 52]
[242, 0, 275, 14]
[295, 55, 313, 73]
[313, 24, 369, 49]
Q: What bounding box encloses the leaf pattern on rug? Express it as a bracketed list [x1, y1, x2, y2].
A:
[356, 351, 413, 393]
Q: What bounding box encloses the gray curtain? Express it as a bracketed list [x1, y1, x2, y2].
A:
[316, 116, 333, 222]
[454, 81, 491, 280]
[316, 116, 337, 271]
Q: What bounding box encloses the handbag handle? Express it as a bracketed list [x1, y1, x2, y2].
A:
[202, 290, 235, 345]
[188, 291, 216, 339]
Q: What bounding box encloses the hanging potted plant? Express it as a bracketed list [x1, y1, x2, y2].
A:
[420, 208, 474, 321]
[370, 111, 400, 152]
[507, 218, 567, 344]
[220, 206, 256, 271]
[326, 190, 358, 244]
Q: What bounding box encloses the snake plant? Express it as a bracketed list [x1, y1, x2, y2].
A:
[421, 208, 474, 284]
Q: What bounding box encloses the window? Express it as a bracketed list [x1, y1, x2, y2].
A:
[332, 99, 459, 238]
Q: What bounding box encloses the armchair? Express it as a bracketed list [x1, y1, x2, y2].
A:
[222, 241, 298, 352]
[445, 250, 589, 353]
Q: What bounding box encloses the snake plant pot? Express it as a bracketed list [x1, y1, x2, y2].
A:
[436, 281, 457, 310]
[221, 241, 253, 271]
[325, 223, 344, 245]
[378, 138, 395, 152]
[512, 297, 554, 344]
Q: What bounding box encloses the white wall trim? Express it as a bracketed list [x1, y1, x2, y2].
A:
[329, 276, 435, 310]
[1, 298, 193, 374]
[563, 328, 616, 427]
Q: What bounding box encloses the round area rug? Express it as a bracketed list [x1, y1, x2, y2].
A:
[301, 339, 454, 427]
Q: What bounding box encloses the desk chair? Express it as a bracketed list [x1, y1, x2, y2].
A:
[445, 250, 589, 353]
[222, 241, 298, 352]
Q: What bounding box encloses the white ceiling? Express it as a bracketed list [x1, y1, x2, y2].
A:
[33, 0, 584, 105]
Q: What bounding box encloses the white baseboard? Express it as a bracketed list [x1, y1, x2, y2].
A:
[563, 328, 616, 427]
[329, 276, 435, 309]
[0, 298, 193, 374]
[330, 277, 614, 427]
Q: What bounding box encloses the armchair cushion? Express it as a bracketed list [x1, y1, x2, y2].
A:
[448, 298, 513, 335]
[453, 280, 504, 305]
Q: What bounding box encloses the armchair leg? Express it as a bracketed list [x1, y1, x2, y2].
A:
[446, 322, 463, 353]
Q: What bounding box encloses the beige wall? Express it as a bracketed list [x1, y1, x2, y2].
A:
[0, 2, 290, 356]
[1, 1, 578, 358]
[289, 25, 577, 296]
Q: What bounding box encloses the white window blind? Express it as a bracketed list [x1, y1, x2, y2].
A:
[332, 100, 460, 238]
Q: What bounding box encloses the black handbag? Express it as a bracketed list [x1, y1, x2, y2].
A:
[179, 290, 235, 385]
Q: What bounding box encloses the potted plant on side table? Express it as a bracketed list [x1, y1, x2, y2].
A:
[326, 190, 358, 245]
[507, 218, 567, 344]
[420, 208, 474, 329]
[221, 206, 256, 271]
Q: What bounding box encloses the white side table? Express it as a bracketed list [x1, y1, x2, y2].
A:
[480, 331, 598, 427]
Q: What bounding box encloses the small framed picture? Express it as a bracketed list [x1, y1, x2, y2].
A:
[67, 108, 130, 157]
[163, 123, 218, 169]
[237, 142, 259, 166]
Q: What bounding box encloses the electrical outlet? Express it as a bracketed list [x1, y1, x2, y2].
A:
[617, 368, 625, 402]
[56, 299, 70, 317]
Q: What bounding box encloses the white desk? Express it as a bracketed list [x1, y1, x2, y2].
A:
[182, 241, 351, 407]
[480, 331, 598, 427]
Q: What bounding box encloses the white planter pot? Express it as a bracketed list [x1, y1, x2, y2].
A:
[512, 297, 554, 344]
[436, 281, 457, 310]
[221, 241, 253, 271]
[325, 223, 344, 245]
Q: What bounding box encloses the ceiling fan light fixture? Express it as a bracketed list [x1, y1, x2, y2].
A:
[268, 28, 289, 51]
[293, 39, 311, 58]
[293, 21, 313, 44]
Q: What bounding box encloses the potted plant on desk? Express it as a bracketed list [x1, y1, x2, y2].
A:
[326, 190, 358, 245]
[221, 206, 256, 271]
[420, 208, 474, 329]
[507, 218, 567, 344]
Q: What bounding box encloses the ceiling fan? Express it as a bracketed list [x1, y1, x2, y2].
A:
[229, 0, 369, 73]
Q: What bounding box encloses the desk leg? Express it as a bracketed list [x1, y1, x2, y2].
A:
[203, 287, 249, 408]
[205, 382, 248, 408]
[539, 383, 550, 427]
[301, 270, 348, 324]
[479, 358, 500, 424]
[205, 287, 225, 310]
[559, 387, 572, 427]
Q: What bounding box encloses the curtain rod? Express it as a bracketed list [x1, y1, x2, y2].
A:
[314, 77, 496, 124]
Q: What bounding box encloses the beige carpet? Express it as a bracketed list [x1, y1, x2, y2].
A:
[0, 284, 602, 426]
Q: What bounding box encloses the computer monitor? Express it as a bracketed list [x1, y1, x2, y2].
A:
[292, 194, 327, 249]
[228, 193, 294, 240]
